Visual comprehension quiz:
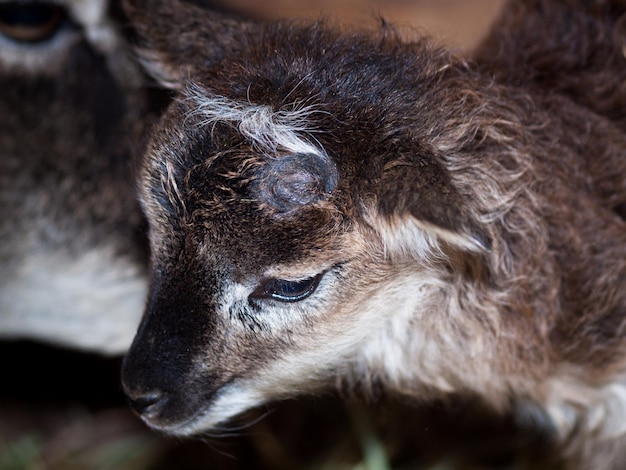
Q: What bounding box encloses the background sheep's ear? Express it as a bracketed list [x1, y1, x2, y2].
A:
[364, 151, 490, 257]
[123, 0, 257, 88]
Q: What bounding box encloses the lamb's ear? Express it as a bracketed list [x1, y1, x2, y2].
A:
[364, 151, 490, 258]
[123, 0, 257, 88]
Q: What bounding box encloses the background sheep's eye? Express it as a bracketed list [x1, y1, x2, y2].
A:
[252, 273, 323, 303]
[0, 2, 65, 43]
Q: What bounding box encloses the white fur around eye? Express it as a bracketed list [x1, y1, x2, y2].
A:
[0, 17, 80, 73]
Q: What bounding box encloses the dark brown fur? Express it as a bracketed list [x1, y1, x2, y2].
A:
[121, 1, 626, 468]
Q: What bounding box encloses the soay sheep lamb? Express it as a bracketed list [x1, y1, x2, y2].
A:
[121, 0, 626, 467]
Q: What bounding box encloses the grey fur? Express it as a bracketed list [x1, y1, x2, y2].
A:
[0, 0, 155, 354]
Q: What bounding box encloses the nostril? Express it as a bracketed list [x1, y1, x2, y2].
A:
[127, 391, 165, 416]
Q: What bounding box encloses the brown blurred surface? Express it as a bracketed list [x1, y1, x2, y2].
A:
[216, 0, 506, 49]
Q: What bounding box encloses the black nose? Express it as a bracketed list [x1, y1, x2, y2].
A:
[127, 390, 166, 417]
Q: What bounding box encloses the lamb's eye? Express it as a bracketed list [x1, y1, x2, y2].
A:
[0, 2, 65, 43]
[252, 273, 323, 303]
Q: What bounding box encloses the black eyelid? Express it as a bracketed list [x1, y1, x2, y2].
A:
[0, 3, 67, 44]
[251, 272, 325, 303]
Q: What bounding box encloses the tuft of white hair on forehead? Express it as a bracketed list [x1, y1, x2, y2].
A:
[184, 83, 326, 158]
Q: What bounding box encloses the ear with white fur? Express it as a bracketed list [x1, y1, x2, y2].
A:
[363, 150, 490, 258]
[123, 0, 257, 88]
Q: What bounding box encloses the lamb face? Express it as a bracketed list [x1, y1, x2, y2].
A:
[121, 21, 496, 432]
